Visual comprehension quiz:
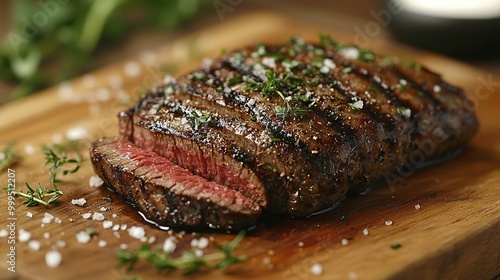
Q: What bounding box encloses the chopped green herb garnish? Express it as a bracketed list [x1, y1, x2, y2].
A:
[164, 84, 175, 95]
[227, 76, 243, 86]
[390, 243, 402, 249]
[417, 91, 424, 97]
[233, 52, 245, 62]
[254, 44, 266, 56]
[116, 231, 247, 274]
[282, 60, 300, 71]
[189, 110, 213, 130]
[275, 105, 308, 119]
[311, 61, 323, 68]
[342, 67, 353, 73]
[349, 100, 364, 110]
[319, 34, 336, 46]
[359, 49, 375, 62]
[383, 56, 394, 66]
[292, 92, 313, 103]
[264, 164, 278, 172]
[397, 107, 411, 118]
[403, 60, 421, 71]
[368, 85, 377, 92]
[192, 72, 205, 80]
[0, 142, 19, 172]
[269, 50, 285, 60]
[314, 48, 325, 57]
[290, 35, 305, 49]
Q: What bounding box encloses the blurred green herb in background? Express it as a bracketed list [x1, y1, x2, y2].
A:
[0, 0, 207, 104]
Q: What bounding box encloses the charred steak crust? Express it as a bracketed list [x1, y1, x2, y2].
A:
[94, 36, 478, 229]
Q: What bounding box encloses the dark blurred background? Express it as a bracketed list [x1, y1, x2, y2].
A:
[1, 0, 499, 104]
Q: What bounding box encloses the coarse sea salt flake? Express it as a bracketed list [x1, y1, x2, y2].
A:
[0, 229, 7, 237]
[98, 240, 107, 247]
[45, 250, 62, 268]
[415, 204, 421, 210]
[24, 144, 35, 155]
[71, 198, 86, 206]
[128, 226, 145, 239]
[163, 238, 176, 253]
[198, 237, 209, 249]
[103, 220, 113, 229]
[363, 228, 369, 236]
[56, 240, 67, 248]
[42, 213, 54, 224]
[58, 81, 74, 101]
[191, 239, 198, 247]
[92, 212, 105, 221]
[76, 231, 91, 244]
[28, 240, 41, 251]
[124, 61, 141, 77]
[66, 126, 88, 141]
[82, 74, 96, 88]
[26, 212, 33, 218]
[262, 57, 276, 69]
[89, 175, 104, 187]
[339, 47, 359, 60]
[385, 220, 393, 226]
[82, 212, 91, 219]
[341, 238, 349, 246]
[19, 229, 31, 242]
[324, 58, 336, 69]
[311, 263, 323, 275]
[52, 134, 63, 144]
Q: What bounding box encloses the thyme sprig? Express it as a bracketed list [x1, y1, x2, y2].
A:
[116, 231, 247, 275]
[6, 141, 83, 207]
[43, 141, 83, 183]
[0, 142, 19, 173]
[6, 182, 63, 207]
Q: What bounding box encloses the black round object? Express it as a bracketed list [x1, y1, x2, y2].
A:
[385, 0, 500, 58]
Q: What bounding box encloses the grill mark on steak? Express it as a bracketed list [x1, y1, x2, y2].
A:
[90, 137, 261, 230]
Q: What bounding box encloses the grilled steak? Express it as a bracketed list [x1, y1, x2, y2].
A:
[91, 36, 478, 230]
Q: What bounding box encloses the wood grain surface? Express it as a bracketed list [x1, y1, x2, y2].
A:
[0, 12, 499, 280]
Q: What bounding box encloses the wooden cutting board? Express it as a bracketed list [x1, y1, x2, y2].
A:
[0, 12, 499, 280]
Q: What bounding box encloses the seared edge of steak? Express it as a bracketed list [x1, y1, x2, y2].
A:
[90, 137, 261, 230]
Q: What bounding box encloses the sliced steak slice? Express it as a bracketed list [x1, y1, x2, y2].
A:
[90, 137, 261, 230]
